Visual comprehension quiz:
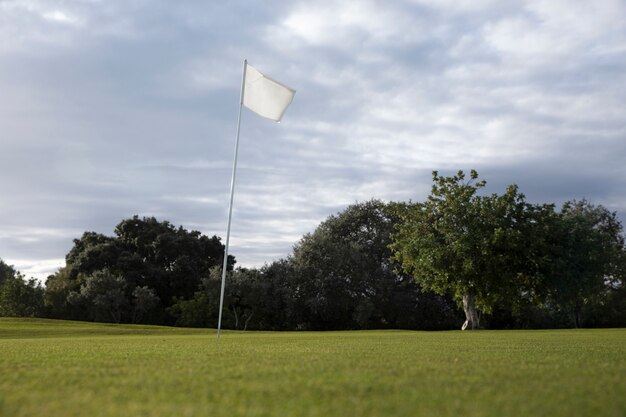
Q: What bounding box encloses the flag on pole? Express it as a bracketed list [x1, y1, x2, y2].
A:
[243, 63, 295, 122]
[217, 60, 295, 339]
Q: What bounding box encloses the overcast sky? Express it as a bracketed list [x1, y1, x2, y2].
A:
[1, 0, 626, 280]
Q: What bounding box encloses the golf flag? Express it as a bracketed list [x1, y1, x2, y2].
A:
[243, 63, 295, 122]
[217, 60, 295, 339]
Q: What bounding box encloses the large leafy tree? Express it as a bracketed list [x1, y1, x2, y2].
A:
[289, 200, 458, 330]
[536, 200, 626, 327]
[113, 216, 233, 303]
[391, 170, 538, 330]
[46, 216, 234, 324]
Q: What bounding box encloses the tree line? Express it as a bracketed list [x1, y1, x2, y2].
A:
[1, 170, 625, 329]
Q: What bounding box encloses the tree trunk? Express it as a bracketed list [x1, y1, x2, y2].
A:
[461, 292, 480, 330]
[243, 311, 254, 331]
[231, 307, 239, 330]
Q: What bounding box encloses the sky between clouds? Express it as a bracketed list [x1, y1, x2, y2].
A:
[1, 0, 625, 280]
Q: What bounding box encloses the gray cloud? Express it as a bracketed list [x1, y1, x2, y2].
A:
[1, 0, 625, 279]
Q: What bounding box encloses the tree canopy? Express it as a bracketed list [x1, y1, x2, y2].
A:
[45, 216, 233, 324]
[166, 200, 459, 330]
[288, 199, 457, 330]
[533, 199, 626, 327]
[391, 170, 626, 329]
[2, 171, 623, 330]
[0, 258, 44, 317]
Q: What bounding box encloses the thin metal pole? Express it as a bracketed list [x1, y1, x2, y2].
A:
[217, 59, 247, 340]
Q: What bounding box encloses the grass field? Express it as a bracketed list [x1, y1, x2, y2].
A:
[1, 318, 625, 417]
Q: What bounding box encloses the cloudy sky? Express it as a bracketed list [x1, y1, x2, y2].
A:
[1, 0, 626, 280]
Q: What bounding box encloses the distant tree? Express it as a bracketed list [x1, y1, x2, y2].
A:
[289, 200, 458, 330]
[67, 269, 128, 323]
[131, 286, 160, 324]
[253, 260, 299, 330]
[287, 200, 391, 329]
[65, 232, 121, 280]
[391, 170, 538, 330]
[224, 268, 264, 331]
[49, 215, 234, 324]
[0, 258, 18, 287]
[114, 216, 229, 300]
[535, 200, 626, 327]
[168, 267, 264, 330]
[580, 280, 626, 328]
[44, 267, 82, 319]
[167, 267, 221, 328]
[0, 259, 45, 317]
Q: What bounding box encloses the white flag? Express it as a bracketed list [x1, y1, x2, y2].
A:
[243, 63, 295, 122]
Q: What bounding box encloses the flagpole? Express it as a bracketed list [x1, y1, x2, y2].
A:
[217, 59, 247, 340]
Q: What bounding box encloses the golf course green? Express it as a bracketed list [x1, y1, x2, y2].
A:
[1, 318, 624, 417]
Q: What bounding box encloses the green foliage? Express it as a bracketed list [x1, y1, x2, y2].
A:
[44, 267, 81, 319]
[47, 215, 233, 324]
[167, 268, 220, 328]
[391, 170, 535, 315]
[289, 199, 458, 330]
[391, 171, 626, 329]
[1, 319, 625, 417]
[534, 199, 626, 327]
[250, 260, 298, 330]
[113, 216, 233, 301]
[0, 259, 45, 317]
[34, 179, 626, 330]
[167, 292, 215, 328]
[67, 269, 128, 323]
[0, 276, 45, 318]
[168, 267, 272, 330]
[166, 200, 459, 331]
[224, 268, 264, 330]
[131, 286, 159, 324]
[65, 232, 119, 279]
[0, 258, 18, 287]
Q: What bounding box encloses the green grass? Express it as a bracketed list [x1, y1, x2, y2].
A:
[1, 319, 625, 417]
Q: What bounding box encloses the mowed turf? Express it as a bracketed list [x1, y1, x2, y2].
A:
[1, 319, 625, 417]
